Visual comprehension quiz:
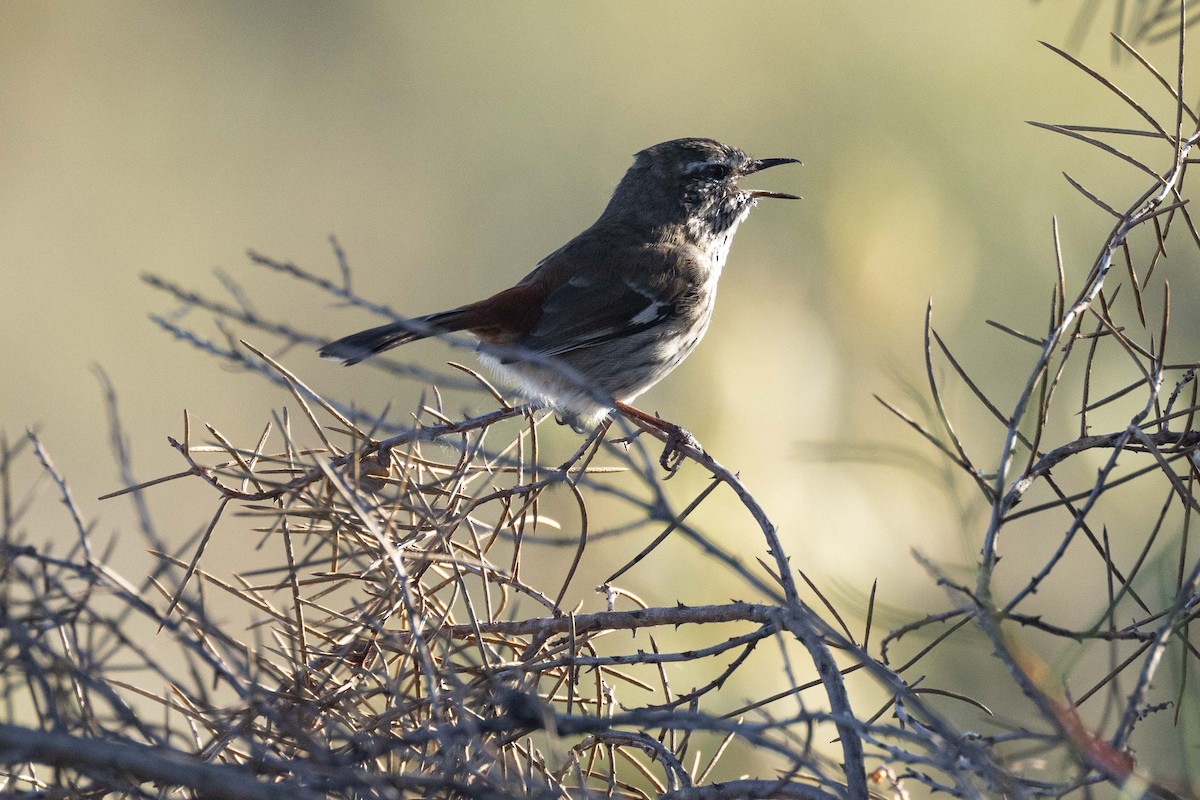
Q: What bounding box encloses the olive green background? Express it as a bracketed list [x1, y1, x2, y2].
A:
[3, 2, 1195, 785]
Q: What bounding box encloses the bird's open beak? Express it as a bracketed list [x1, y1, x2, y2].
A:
[744, 157, 802, 200]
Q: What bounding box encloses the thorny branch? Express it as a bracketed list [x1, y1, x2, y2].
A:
[6, 15, 1200, 800]
[881, 9, 1200, 800]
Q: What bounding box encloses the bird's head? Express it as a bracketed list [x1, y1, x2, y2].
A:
[603, 138, 801, 242]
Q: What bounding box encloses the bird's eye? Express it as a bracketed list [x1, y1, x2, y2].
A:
[690, 162, 732, 181]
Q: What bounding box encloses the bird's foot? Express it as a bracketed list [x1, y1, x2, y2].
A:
[554, 411, 588, 434]
[656, 421, 700, 473]
[613, 401, 702, 474]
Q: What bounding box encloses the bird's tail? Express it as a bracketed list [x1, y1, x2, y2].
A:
[319, 308, 473, 365]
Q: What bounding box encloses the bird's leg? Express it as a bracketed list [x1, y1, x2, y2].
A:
[613, 401, 701, 472]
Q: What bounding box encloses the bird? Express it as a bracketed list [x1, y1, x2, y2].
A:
[320, 137, 799, 465]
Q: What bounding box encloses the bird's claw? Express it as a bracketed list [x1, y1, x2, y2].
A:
[554, 411, 587, 433]
[610, 401, 701, 474]
[658, 425, 700, 474]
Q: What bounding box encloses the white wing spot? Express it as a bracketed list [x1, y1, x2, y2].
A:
[631, 301, 666, 325]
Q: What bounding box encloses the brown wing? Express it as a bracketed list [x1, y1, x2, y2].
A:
[455, 282, 549, 346]
[513, 240, 700, 360]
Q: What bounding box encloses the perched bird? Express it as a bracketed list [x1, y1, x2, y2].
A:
[320, 138, 799, 459]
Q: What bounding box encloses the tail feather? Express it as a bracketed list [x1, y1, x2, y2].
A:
[319, 309, 470, 365]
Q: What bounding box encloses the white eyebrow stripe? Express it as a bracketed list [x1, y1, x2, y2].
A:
[681, 157, 734, 175]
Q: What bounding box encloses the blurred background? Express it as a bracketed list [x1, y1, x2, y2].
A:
[4, 1, 1196, 784]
